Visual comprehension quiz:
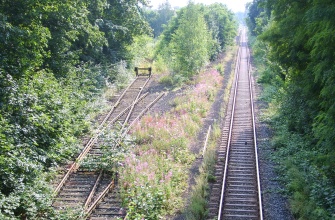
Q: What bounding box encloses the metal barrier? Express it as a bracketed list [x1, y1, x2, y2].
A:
[134, 67, 152, 77]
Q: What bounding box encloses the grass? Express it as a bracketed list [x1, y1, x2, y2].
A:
[183, 46, 238, 220]
[185, 123, 221, 220]
[117, 45, 239, 219]
[119, 66, 225, 218]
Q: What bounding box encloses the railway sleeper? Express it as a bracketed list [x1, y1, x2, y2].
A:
[227, 188, 256, 194]
[223, 209, 258, 214]
[225, 193, 256, 199]
[225, 199, 258, 205]
[92, 207, 123, 214]
[228, 183, 255, 189]
[229, 160, 254, 165]
[227, 178, 255, 183]
[59, 191, 91, 196]
[55, 197, 87, 202]
[228, 172, 255, 176]
[229, 167, 254, 171]
[222, 213, 258, 220]
[53, 202, 82, 208]
[230, 152, 254, 157]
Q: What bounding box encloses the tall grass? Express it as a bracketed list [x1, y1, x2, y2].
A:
[185, 123, 221, 220]
[119, 67, 224, 218]
[183, 46, 237, 219]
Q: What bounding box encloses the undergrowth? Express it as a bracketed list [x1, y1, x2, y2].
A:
[0, 62, 135, 219]
[185, 123, 221, 220]
[119, 67, 224, 219]
[253, 34, 335, 220]
[184, 46, 237, 220]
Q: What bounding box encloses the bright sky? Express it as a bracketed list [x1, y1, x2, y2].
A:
[149, 0, 251, 12]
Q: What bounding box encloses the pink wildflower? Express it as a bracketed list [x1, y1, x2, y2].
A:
[162, 170, 173, 182]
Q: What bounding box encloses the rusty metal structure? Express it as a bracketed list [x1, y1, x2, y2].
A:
[134, 67, 152, 77]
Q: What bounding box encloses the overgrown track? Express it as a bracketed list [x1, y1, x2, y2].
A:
[52, 75, 164, 219]
[208, 29, 263, 219]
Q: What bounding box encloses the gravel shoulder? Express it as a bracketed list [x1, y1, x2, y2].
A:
[252, 65, 295, 220]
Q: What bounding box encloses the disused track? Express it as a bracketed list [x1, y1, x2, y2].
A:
[52, 74, 165, 219]
[208, 28, 263, 219]
[85, 92, 165, 220]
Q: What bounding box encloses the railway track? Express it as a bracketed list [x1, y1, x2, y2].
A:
[52, 74, 165, 219]
[208, 28, 263, 219]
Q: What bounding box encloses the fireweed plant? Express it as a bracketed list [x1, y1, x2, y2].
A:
[119, 68, 223, 219]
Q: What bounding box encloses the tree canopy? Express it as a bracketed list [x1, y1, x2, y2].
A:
[0, 0, 149, 218]
[156, 2, 237, 78]
[0, 0, 238, 218]
[144, 1, 175, 38]
[247, 0, 335, 218]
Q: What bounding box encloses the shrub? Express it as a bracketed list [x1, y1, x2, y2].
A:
[120, 67, 223, 218]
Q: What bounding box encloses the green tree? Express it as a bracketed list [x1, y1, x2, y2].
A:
[0, 0, 50, 79]
[98, 0, 151, 63]
[170, 3, 212, 77]
[203, 3, 238, 59]
[145, 1, 175, 38]
[0, 0, 151, 218]
[248, 0, 335, 218]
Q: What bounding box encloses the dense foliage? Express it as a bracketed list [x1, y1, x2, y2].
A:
[170, 3, 212, 77]
[0, 0, 149, 218]
[247, 0, 335, 219]
[0, 0, 237, 218]
[121, 68, 224, 218]
[144, 1, 175, 38]
[156, 2, 237, 81]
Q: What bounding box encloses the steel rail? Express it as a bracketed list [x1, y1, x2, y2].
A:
[246, 35, 264, 220]
[53, 77, 150, 195]
[122, 76, 151, 128]
[81, 77, 151, 210]
[104, 92, 166, 155]
[217, 39, 242, 220]
[107, 92, 166, 148]
[202, 125, 212, 157]
[217, 28, 262, 219]
[76, 78, 140, 164]
[84, 170, 103, 209]
[85, 179, 115, 217]
[103, 92, 148, 131]
[85, 92, 165, 218]
[122, 92, 166, 136]
[53, 93, 148, 195]
[77, 92, 149, 165]
[95, 76, 138, 133]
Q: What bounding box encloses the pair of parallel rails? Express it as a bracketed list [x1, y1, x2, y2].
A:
[52, 74, 164, 219]
[53, 28, 262, 219]
[208, 29, 263, 219]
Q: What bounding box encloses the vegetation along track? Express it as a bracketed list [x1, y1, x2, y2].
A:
[52, 75, 165, 219]
[208, 28, 263, 219]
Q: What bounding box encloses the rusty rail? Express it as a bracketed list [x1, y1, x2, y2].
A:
[84, 170, 103, 209]
[85, 92, 165, 218]
[53, 77, 150, 196]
